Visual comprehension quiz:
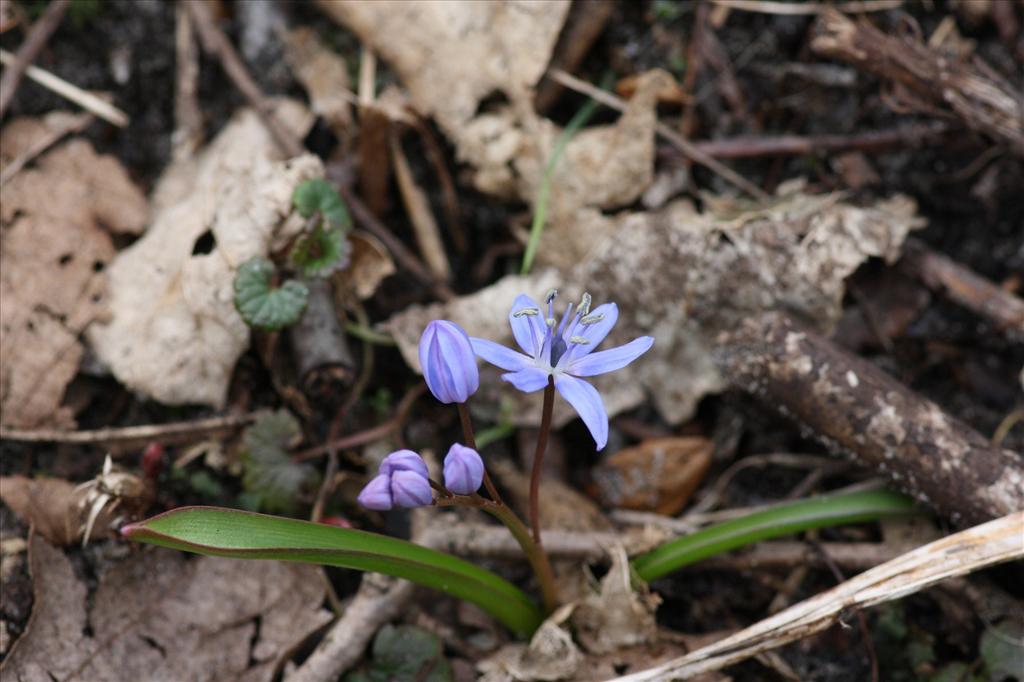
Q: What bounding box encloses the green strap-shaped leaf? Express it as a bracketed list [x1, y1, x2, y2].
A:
[293, 178, 350, 230]
[631, 489, 918, 583]
[234, 257, 309, 330]
[123, 506, 543, 637]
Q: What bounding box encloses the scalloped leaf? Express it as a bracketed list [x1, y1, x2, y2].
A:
[293, 178, 350, 229]
[290, 224, 350, 279]
[241, 411, 319, 513]
[121, 506, 544, 637]
[233, 257, 309, 331]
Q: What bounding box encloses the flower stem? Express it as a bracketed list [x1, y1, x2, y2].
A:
[457, 402, 504, 506]
[437, 494, 560, 613]
[529, 377, 556, 545]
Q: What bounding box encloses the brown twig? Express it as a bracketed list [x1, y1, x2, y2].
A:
[0, 0, 69, 118]
[534, 0, 615, 112]
[900, 239, 1024, 339]
[184, 0, 303, 158]
[548, 68, 769, 199]
[288, 279, 355, 396]
[682, 123, 950, 160]
[338, 183, 455, 301]
[292, 384, 425, 461]
[713, 311, 1024, 525]
[172, 0, 203, 160]
[0, 413, 260, 446]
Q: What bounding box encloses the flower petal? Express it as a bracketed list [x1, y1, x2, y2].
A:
[420, 320, 479, 403]
[380, 450, 429, 479]
[563, 303, 618, 363]
[470, 338, 532, 371]
[391, 470, 433, 508]
[509, 294, 546, 356]
[357, 474, 392, 510]
[501, 367, 551, 393]
[554, 375, 608, 450]
[443, 443, 485, 495]
[567, 336, 654, 377]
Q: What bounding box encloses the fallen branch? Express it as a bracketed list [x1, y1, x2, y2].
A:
[288, 279, 355, 397]
[811, 9, 1024, 155]
[613, 512, 1024, 681]
[714, 312, 1024, 525]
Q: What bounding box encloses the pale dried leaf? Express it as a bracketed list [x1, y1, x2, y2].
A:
[0, 535, 331, 682]
[335, 231, 397, 301]
[572, 547, 661, 655]
[87, 101, 321, 407]
[282, 27, 352, 134]
[0, 118, 147, 428]
[0, 477, 88, 546]
[479, 605, 583, 682]
[318, 0, 570, 136]
[385, 189, 922, 427]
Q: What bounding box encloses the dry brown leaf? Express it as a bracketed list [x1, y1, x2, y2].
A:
[282, 27, 352, 136]
[318, 0, 570, 136]
[479, 604, 583, 682]
[87, 100, 321, 408]
[335, 231, 396, 301]
[0, 476, 88, 546]
[488, 459, 612, 533]
[385, 185, 923, 429]
[0, 535, 331, 682]
[592, 437, 714, 516]
[0, 116, 147, 429]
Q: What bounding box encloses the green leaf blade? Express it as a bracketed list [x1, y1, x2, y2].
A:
[293, 179, 350, 229]
[233, 257, 309, 330]
[123, 506, 543, 637]
[631, 489, 918, 583]
[290, 225, 350, 279]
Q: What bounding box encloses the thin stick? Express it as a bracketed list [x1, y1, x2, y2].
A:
[184, 0, 303, 158]
[529, 378, 556, 544]
[0, 413, 259, 446]
[339, 183, 455, 301]
[547, 68, 769, 200]
[456, 402, 504, 505]
[0, 0, 69, 117]
[0, 49, 129, 127]
[711, 0, 903, 14]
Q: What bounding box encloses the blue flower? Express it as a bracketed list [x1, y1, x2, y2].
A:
[419, 320, 480, 404]
[443, 443, 485, 495]
[357, 450, 433, 509]
[470, 290, 653, 450]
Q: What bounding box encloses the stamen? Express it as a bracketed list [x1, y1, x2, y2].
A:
[579, 292, 591, 317]
[544, 289, 558, 304]
[546, 317, 556, 328]
[581, 313, 605, 325]
[513, 307, 540, 317]
[569, 336, 590, 344]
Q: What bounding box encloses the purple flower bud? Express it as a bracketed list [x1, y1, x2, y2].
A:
[357, 450, 433, 510]
[419, 320, 480, 404]
[391, 470, 433, 507]
[443, 443, 484, 495]
[357, 474, 393, 510]
[380, 450, 430, 479]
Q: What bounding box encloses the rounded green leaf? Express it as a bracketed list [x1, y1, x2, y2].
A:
[123, 506, 543, 637]
[293, 178, 350, 229]
[290, 225, 350, 279]
[233, 257, 309, 330]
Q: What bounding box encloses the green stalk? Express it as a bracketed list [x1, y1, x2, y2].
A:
[631, 489, 918, 583]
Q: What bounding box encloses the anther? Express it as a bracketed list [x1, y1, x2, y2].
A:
[513, 307, 540, 317]
[579, 292, 592, 317]
[569, 335, 590, 344]
[580, 313, 605, 325]
[544, 289, 558, 304]
[546, 317, 556, 328]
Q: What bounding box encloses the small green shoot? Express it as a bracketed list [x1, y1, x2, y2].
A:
[293, 178, 351, 230]
[233, 257, 309, 330]
[290, 223, 350, 278]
